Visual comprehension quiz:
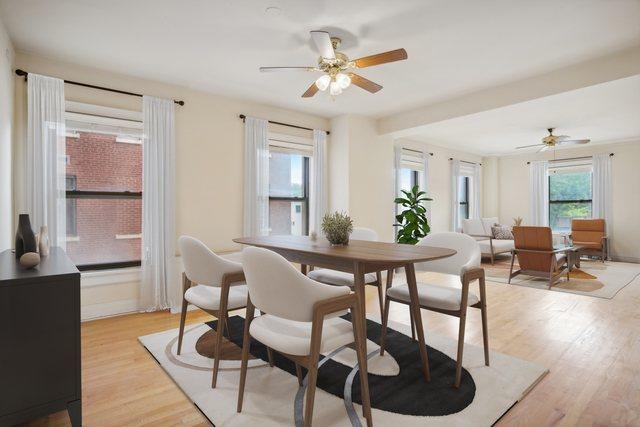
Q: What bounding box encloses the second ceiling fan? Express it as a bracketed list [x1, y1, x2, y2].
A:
[260, 31, 408, 98]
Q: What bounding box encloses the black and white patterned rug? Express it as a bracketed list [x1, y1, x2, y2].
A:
[139, 315, 547, 426]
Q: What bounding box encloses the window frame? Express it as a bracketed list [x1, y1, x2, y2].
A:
[548, 170, 593, 231]
[267, 154, 310, 236]
[65, 102, 143, 271]
[459, 176, 470, 222]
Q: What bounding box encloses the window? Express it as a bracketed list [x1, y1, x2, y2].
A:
[268, 151, 309, 236]
[65, 102, 143, 270]
[399, 168, 419, 193]
[458, 176, 470, 226]
[549, 167, 592, 232]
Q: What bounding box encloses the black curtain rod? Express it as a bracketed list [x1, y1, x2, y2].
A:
[402, 147, 434, 156]
[526, 153, 614, 165]
[239, 114, 330, 135]
[449, 158, 482, 166]
[15, 69, 185, 106]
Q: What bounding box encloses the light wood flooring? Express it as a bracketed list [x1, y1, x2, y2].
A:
[19, 267, 640, 426]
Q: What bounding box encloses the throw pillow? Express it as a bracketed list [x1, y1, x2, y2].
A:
[492, 224, 514, 240]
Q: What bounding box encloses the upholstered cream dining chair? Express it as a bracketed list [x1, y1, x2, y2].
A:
[178, 236, 248, 388]
[307, 227, 389, 314]
[379, 232, 489, 388]
[238, 246, 372, 427]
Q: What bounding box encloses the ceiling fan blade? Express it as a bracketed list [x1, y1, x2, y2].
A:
[260, 66, 317, 72]
[301, 82, 319, 98]
[516, 143, 545, 149]
[310, 31, 335, 60]
[555, 135, 570, 141]
[538, 145, 550, 153]
[348, 73, 383, 93]
[354, 48, 408, 68]
[559, 139, 590, 145]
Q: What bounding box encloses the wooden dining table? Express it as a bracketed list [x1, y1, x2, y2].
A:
[233, 235, 456, 381]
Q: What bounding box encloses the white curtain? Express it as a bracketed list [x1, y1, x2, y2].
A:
[26, 74, 66, 249]
[529, 160, 549, 226]
[450, 160, 462, 231]
[393, 146, 403, 240]
[310, 129, 327, 235]
[470, 163, 482, 219]
[592, 153, 612, 256]
[140, 96, 176, 312]
[242, 117, 269, 236]
[420, 151, 432, 225]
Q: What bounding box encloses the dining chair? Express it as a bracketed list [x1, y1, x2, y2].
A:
[307, 227, 387, 314]
[238, 246, 372, 427]
[379, 232, 489, 388]
[178, 235, 248, 388]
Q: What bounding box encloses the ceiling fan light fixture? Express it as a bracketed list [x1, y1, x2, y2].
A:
[329, 81, 342, 96]
[315, 74, 331, 91]
[335, 72, 351, 89]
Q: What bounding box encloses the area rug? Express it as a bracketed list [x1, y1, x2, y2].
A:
[483, 257, 640, 299]
[139, 315, 547, 426]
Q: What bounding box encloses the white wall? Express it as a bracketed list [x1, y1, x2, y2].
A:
[0, 17, 14, 251]
[495, 140, 640, 262]
[12, 51, 330, 316]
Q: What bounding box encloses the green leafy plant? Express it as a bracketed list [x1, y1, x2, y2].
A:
[321, 211, 354, 245]
[394, 185, 432, 244]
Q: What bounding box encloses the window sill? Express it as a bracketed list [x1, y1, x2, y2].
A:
[81, 266, 141, 288]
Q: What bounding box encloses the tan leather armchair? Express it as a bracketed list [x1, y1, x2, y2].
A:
[570, 219, 608, 262]
[509, 226, 569, 288]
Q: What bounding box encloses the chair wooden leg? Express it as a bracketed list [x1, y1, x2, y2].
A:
[478, 276, 490, 366]
[237, 299, 255, 413]
[508, 251, 516, 284]
[454, 307, 468, 388]
[267, 347, 275, 367]
[295, 363, 304, 387]
[376, 271, 384, 315]
[379, 295, 391, 356]
[352, 301, 373, 427]
[211, 307, 227, 388]
[177, 296, 188, 355]
[304, 319, 324, 427]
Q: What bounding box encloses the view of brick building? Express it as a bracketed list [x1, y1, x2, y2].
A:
[65, 131, 142, 266]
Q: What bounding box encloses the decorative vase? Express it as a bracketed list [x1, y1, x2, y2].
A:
[15, 214, 38, 259]
[38, 225, 50, 256]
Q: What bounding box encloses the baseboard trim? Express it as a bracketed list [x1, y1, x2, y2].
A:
[81, 299, 139, 321]
[612, 256, 640, 263]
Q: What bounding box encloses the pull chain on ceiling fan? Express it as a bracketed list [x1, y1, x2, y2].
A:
[260, 30, 408, 98]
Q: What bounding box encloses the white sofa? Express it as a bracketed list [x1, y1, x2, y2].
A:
[461, 217, 514, 264]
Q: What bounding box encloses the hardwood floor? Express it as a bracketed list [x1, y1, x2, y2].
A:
[19, 268, 640, 426]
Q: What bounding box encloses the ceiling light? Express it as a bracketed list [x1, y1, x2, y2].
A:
[315, 75, 331, 91]
[329, 81, 342, 96]
[335, 73, 351, 89]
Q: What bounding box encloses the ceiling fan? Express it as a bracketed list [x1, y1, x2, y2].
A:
[516, 128, 591, 152]
[260, 30, 407, 98]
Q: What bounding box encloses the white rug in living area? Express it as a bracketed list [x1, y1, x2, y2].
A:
[484, 260, 640, 299]
[139, 315, 547, 427]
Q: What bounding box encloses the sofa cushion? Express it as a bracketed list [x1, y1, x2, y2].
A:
[492, 225, 514, 240]
[478, 239, 514, 254]
[462, 218, 487, 236]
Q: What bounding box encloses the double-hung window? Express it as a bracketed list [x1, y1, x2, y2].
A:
[548, 162, 593, 232]
[268, 133, 312, 236]
[64, 101, 143, 270]
[458, 176, 470, 224]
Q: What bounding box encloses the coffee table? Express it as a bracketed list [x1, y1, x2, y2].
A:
[566, 245, 586, 271]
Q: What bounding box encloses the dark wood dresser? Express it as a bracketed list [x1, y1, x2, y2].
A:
[0, 247, 81, 427]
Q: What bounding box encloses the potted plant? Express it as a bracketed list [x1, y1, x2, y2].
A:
[394, 185, 432, 244]
[321, 211, 354, 245]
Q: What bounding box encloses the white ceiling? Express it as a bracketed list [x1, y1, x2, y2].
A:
[404, 75, 640, 155]
[1, 0, 639, 119]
